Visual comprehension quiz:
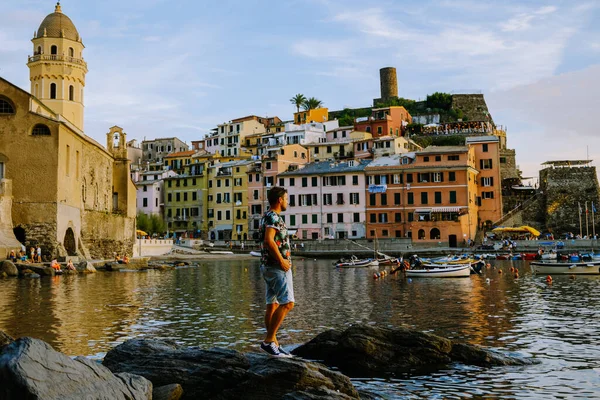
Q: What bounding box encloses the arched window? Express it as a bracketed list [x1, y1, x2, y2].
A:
[50, 45, 57, 55]
[418, 229, 425, 240]
[50, 83, 56, 99]
[69, 85, 74, 101]
[37, 46, 42, 55]
[0, 97, 15, 114]
[32, 124, 51, 136]
[68, 47, 74, 57]
[430, 228, 440, 240]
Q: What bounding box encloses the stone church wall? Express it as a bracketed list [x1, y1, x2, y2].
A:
[81, 210, 135, 259]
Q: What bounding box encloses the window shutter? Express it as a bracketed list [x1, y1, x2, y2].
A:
[481, 177, 484, 186]
[480, 160, 483, 169]
[490, 177, 494, 186]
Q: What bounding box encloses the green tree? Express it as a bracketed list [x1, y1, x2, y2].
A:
[426, 92, 452, 111]
[150, 214, 166, 235]
[137, 212, 166, 236]
[290, 94, 307, 113]
[136, 212, 151, 233]
[302, 97, 323, 111]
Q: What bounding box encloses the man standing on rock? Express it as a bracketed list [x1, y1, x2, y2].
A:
[259, 186, 294, 357]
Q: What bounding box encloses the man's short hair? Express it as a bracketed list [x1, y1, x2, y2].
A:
[268, 186, 287, 206]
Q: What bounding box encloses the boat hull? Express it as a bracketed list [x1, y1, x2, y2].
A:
[530, 261, 600, 275]
[336, 259, 379, 268]
[405, 264, 471, 278]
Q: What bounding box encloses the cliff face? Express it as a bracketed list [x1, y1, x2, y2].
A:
[540, 166, 600, 234]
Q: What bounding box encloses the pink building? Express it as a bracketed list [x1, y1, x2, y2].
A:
[247, 144, 309, 239]
[277, 159, 371, 240]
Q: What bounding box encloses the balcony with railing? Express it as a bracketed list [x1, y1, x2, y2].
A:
[28, 54, 87, 67]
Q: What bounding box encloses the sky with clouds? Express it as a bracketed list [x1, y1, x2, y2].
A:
[1, 0, 599, 181]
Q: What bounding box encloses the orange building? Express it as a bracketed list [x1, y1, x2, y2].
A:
[466, 136, 503, 229]
[354, 106, 412, 138]
[365, 145, 483, 246]
[293, 108, 328, 125]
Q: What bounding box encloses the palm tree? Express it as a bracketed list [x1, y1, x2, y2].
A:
[302, 97, 323, 111]
[290, 94, 307, 113]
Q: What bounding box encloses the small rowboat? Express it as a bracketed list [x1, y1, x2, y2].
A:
[405, 264, 471, 278]
[530, 260, 600, 275]
[249, 251, 261, 257]
[335, 256, 379, 268]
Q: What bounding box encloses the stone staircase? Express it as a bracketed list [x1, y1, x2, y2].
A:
[493, 192, 541, 227]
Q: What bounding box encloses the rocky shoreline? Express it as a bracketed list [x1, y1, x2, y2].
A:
[0, 325, 535, 400]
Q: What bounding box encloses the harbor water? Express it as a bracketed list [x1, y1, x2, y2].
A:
[1, 258, 599, 398]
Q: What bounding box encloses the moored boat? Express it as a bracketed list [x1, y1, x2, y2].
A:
[249, 251, 261, 257]
[335, 255, 379, 268]
[530, 260, 600, 275]
[405, 264, 471, 278]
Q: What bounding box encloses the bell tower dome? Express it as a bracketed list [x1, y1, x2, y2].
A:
[28, 2, 87, 131]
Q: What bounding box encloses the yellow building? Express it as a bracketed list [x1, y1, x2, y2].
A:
[0, 5, 136, 259]
[206, 160, 252, 242]
[163, 161, 208, 238]
[294, 108, 329, 125]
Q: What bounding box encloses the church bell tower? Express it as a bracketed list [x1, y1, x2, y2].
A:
[28, 2, 87, 131]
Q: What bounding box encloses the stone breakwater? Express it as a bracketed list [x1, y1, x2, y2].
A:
[0, 325, 535, 400]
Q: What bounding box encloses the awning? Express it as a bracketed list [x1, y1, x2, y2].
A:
[287, 229, 298, 235]
[414, 208, 432, 213]
[492, 226, 541, 237]
[431, 207, 462, 213]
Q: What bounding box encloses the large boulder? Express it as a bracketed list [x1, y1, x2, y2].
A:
[0, 260, 18, 277]
[0, 337, 152, 400]
[103, 338, 359, 400]
[77, 261, 97, 273]
[292, 325, 534, 377]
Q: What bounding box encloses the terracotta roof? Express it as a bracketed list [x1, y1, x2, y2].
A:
[164, 150, 196, 158]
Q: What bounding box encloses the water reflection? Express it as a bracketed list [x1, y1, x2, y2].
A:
[0, 259, 599, 398]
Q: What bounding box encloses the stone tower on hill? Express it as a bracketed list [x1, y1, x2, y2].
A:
[373, 67, 398, 106]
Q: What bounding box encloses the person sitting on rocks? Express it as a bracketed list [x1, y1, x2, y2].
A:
[50, 259, 61, 272]
[122, 255, 130, 264]
[66, 259, 76, 271]
[19, 251, 28, 263]
[115, 254, 122, 263]
[8, 250, 17, 262]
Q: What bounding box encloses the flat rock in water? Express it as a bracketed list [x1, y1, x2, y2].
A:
[77, 261, 97, 273]
[0, 261, 18, 277]
[0, 337, 152, 400]
[291, 324, 534, 377]
[103, 338, 359, 400]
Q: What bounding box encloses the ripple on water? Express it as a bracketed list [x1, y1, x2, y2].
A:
[0, 259, 600, 397]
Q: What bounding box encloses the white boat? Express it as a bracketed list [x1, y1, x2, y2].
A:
[530, 260, 600, 275]
[541, 252, 557, 260]
[405, 264, 471, 278]
[335, 256, 379, 268]
[249, 251, 261, 257]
